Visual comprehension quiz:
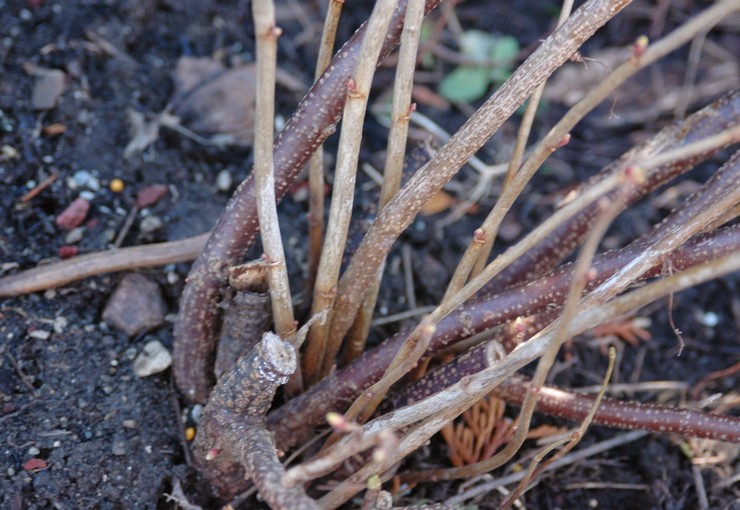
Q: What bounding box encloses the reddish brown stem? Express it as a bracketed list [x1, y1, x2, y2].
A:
[397, 375, 740, 486]
[174, 0, 445, 403]
[494, 377, 740, 442]
[481, 90, 739, 295]
[267, 225, 739, 450]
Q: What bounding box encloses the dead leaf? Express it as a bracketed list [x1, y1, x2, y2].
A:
[123, 110, 161, 159]
[170, 57, 256, 147]
[123, 56, 306, 158]
[172, 56, 225, 98]
[421, 189, 456, 216]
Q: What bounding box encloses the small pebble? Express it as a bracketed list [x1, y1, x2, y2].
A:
[79, 190, 96, 201]
[59, 245, 79, 259]
[53, 316, 67, 334]
[31, 67, 66, 110]
[69, 170, 100, 191]
[191, 404, 203, 424]
[110, 178, 124, 193]
[124, 347, 137, 360]
[1, 145, 19, 159]
[185, 427, 196, 441]
[133, 340, 172, 377]
[139, 215, 162, 234]
[216, 169, 232, 191]
[28, 446, 40, 456]
[166, 271, 179, 285]
[122, 419, 138, 429]
[695, 310, 719, 327]
[55, 198, 90, 230]
[64, 226, 85, 244]
[111, 439, 127, 456]
[28, 329, 51, 340]
[23, 458, 47, 471]
[136, 184, 168, 209]
[101, 229, 116, 243]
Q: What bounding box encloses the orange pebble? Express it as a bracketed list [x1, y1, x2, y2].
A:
[185, 427, 196, 441]
[110, 178, 124, 193]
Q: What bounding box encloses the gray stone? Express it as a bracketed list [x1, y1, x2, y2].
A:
[102, 274, 166, 336]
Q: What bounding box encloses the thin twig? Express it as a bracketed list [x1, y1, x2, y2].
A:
[343, 0, 427, 365]
[303, 0, 402, 386]
[325, 0, 633, 360]
[443, 430, 649, 506]
[0, 233, 208, 297]
[283, 414, 396, 487]
[501, 347, 617, 509]
[449, 0, 740, 292]
[252, 0, 296, 343]
[306, 0, 345, 301]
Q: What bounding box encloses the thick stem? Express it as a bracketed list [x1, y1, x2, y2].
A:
[174, 0, 445, 403]
[326, 0, 632, 360]
[267, 225, 739, 450]
[193, 333, 305, 501]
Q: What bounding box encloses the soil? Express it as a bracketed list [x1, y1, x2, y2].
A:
[0, 1, 738, 509]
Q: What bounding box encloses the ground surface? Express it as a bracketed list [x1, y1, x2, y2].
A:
[0, 1, 738, 509]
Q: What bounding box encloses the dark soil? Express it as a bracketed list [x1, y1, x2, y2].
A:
[1, 1, 738, 509]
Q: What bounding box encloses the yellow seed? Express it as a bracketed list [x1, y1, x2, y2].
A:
[110, 178, 125, 193]
[185, 427, 196, 441]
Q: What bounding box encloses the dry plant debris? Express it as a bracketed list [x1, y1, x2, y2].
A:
[440, 393, 516, 467]
[170, 57, 257, 147]
[1, 0, 739, 508]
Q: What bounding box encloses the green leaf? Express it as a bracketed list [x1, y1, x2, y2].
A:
[489, 67, 512, 85]
[438, 66, 491, 103]
[460, 30, 497, 61]
[419, 20, 436, 68]
[489, 36, 519, 66]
